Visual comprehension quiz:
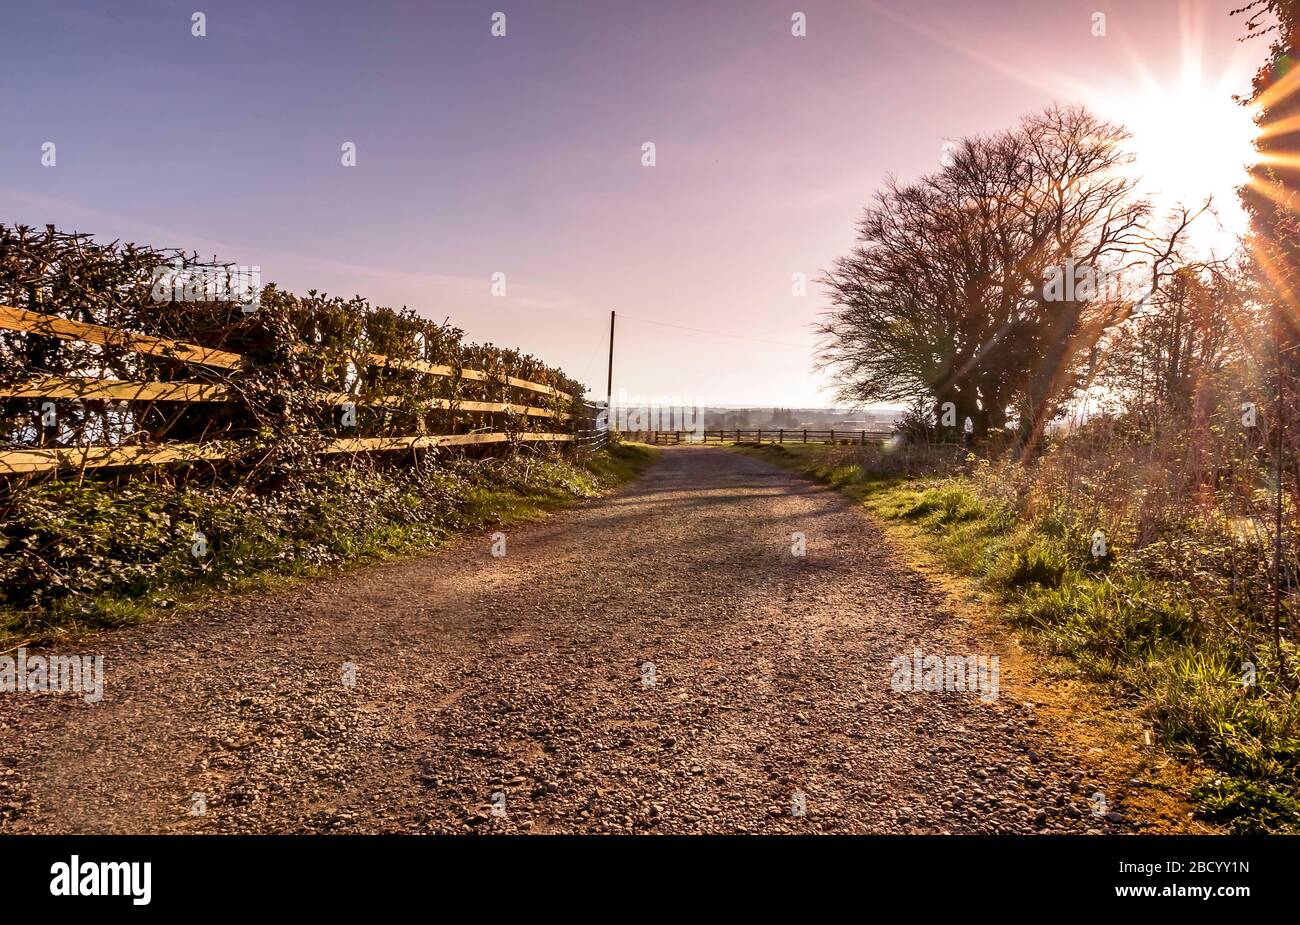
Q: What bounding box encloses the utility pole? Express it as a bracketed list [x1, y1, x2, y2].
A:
[606, 310, 616, 432]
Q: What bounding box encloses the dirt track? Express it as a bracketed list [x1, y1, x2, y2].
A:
[0, 447, 1132, 833]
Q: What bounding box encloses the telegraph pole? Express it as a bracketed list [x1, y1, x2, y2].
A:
[606, 310, 616, 432]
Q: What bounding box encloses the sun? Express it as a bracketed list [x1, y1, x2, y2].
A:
[1109, 82, 1257, 248]
[1086, 40, 1260, 256]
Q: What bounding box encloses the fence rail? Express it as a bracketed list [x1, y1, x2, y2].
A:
[0, 306, 585, 476]
[629, 428, 897, 446]
[0, 375, 571, 420]
[0, 304, 245, 369]
[0, 432, 577, 476]
[0, 304, 569, 400]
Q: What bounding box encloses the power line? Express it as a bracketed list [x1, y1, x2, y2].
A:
[616, 314, 814, 350]
[435, 296, 814, 352]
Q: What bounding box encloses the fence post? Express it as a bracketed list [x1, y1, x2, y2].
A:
[779, 428, 784, 444]
[803, 429, 807, 444]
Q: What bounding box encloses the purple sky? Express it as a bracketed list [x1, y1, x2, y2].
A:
[0, 0, 1261, 406]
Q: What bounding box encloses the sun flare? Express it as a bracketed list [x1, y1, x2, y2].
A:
[1087, 33, 1260, 255]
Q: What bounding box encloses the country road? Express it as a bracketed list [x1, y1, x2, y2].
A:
[0, 447, 1130, 834]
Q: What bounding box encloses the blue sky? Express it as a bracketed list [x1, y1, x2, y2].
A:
[0, 0, 1259, 405]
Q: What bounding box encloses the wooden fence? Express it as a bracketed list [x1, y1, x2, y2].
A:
[630, 428, 897, 446]
[0, 305, 579, 476]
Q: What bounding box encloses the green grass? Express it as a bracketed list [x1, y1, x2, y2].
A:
[0, 442, 656, 647]
[734, 442, 1300, 833]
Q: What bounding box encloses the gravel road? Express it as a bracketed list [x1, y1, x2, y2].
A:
[0, 447, 1132, 833]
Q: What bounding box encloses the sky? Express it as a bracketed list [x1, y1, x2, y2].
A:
[0, 0, 1265, 407]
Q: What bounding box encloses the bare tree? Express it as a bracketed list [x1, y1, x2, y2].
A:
[818, 105, 1199, 449]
